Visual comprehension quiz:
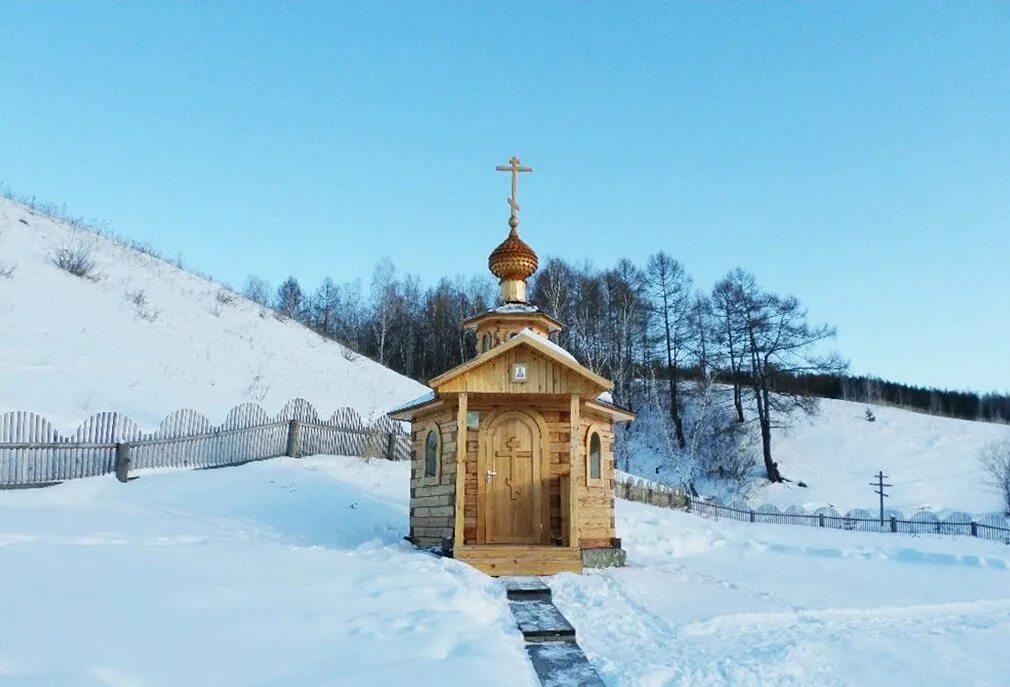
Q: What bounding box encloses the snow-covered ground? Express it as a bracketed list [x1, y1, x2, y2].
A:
[0, 197, 426, 432]
[755, 398, 1010, 514]
[3, 456, 1008, 686]
[554, 499, 1010, 686]
[630, 393, 1010, 514]
[0, 457, 536, 687]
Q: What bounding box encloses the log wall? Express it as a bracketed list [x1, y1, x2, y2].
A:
[408, 409, 456, 548]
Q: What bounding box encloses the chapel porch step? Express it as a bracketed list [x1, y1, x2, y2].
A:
[455, 545, 582, 577]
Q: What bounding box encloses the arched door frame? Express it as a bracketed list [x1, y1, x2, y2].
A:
[477, 407, 550, 545]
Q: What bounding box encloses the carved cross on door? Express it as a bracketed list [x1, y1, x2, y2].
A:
[495, 435, 533, 500]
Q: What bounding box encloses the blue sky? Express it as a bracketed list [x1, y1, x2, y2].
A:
[1, 2, 1007, 392]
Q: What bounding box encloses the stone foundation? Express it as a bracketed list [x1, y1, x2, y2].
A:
[580, 546, 626, 568]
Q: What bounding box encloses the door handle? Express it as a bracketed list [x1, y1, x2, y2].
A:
[485, 469, 497, 483]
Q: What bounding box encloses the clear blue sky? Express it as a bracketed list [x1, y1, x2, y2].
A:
[1, 2, 1007, 393]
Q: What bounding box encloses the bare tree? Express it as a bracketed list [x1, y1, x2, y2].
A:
[530, 257, 574, 332]
[370, 257, 397, 366]
[711, 269, 752, 423]
[568, 268, 609, 374]
[981, 438, 1010, 515]
[310, 277, 341, 336]
[275, 276, 305, 319]
[242, 275, 272, 307]
[735, 273, 846, 481]
[457, 274, 495, 361]
[604, 260, 647, 408]
[645, 252, 692, 448]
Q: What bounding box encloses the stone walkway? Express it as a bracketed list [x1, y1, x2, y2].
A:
[500, 577, 605, 687]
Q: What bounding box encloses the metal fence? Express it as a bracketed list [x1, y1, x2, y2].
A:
[615, 472, 1010, 544]
[0, 398, 411, 488]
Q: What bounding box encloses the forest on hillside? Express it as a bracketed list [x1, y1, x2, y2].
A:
[243, 254, 1010, 488]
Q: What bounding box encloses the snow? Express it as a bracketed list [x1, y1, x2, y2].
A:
[490, 302, 541, 314]
[628, 392, 1010, 514]
[0, 456, 537, 687]
[0, 198, 427, 432]
[517, 327, 577, 362]
[550, 499, 1010, 686]
[389, 390, 437, 414]
[755, 398, 1010, 513]
[3, 196, 1008, 685]
[3, 459, 1007, 686]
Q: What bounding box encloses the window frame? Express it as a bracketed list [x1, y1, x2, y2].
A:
[585, 423, 607, 487]
[416, 420, 442, 485]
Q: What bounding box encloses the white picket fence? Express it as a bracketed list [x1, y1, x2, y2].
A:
[0, 398, 410, 488]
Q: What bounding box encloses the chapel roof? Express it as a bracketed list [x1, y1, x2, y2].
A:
[427, 329, 610, 392]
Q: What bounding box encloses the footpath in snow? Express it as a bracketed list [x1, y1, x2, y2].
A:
[2, 456, 1008, 686]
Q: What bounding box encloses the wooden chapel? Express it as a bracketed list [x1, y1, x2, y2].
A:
[389, 157, 634, 576]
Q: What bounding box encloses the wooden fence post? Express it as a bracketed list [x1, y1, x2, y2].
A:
[749, 510, 755, 523]
[115, 443, 131, 483]
[890, 515, 897, 533]
[286, 420, 302, 458]
[971, 521, 978, 537]
[818, 513, 825, 527]
[385, 431, 397, 461]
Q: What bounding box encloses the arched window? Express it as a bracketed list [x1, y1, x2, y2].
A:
[481, 333, 492, 353]
[424, 429, 439, 478]
[589, 432, 602, 480]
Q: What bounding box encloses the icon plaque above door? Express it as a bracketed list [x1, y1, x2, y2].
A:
[512, 363, 528, 382]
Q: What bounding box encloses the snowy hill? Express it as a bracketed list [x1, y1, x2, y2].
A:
[0, 197, 426, 431]
[756, 397, 1010, 513]
[2, 456, 1007, 686]
[630, 393, 1010, 514]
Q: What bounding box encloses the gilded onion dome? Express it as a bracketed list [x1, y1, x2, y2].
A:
[488, 224, 539, 281]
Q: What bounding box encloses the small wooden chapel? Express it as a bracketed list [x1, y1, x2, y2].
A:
[390, 157, 634, 576]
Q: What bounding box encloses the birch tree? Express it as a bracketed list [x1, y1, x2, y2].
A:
[645, 252, 692, 449]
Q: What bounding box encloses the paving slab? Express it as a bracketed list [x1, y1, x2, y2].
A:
[500, 575, 553, 601]
[526, 642, 607, 687]
[508, 598, 575, 642]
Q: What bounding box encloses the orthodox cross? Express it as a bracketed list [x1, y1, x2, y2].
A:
[495, 156, 533, 225]
[495, 435, 533, 500]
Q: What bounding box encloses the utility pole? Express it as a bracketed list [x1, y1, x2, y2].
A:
[870, 470, 892, 526]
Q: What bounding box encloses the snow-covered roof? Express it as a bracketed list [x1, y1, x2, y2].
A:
[491, 302, 540, 314]
[462, 303, 563, 331]
[387, 390, 436, 415]
[516, 328, 576, 362]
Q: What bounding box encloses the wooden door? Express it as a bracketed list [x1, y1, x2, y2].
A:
[482, 411, 544, 544]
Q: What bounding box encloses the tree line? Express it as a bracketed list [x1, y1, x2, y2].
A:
[242, 255, 1008, 487]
